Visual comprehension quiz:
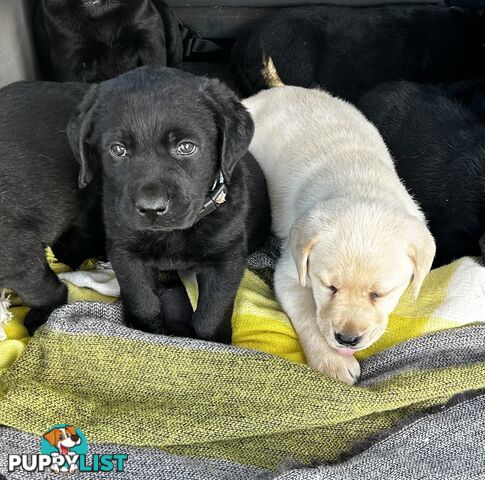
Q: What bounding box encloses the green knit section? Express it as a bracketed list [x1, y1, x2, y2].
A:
[0, 327, 484, 469]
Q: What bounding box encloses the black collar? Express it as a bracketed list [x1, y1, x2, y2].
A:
[196, 171, 228, 222]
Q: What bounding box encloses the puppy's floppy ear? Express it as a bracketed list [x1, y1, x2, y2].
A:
[406, 217, 436, 300]
[43, 429, 60, 447]
[200, 78, 254, 183]
[290, 212, 326, 287]
[67, 85, 100, 189]
[65, 425, 77, 436]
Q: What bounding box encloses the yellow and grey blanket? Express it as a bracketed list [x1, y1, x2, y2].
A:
[2, 238, 485, 369]
[0, 240, 484, 478]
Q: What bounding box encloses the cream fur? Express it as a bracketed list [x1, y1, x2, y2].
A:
[243, 86, 435, 384]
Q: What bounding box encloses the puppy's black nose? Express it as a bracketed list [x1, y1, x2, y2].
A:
[135, 197, 169, 217]
[70, 435, 80, 442]
[335, 332, 361, 347]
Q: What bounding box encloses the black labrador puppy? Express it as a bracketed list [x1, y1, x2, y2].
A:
[33, 0, 183, 82]
[0, 81, 105, 330]
[231, 5, 485, 101]
[67, 67, 271, 343]
[358, 81, 485, 267]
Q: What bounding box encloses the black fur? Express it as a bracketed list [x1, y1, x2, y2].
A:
[358, 81, 485, 267]
[231, 5, 485, 101]
[444, 75, 485, 124]
[67, 67, 271, 343]
[0, 81, 105, 332]
[33, 0, 183, 82]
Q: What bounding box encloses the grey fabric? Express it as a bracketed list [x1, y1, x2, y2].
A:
[1, 392, 484, 479]
[359, 325, 485, 387]
[271, 391, 485, 480]
[0, 428, 266, 480]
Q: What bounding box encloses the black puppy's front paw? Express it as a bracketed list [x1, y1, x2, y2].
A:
[191, 311, 232, 344]
[159, 282, 195, 338]
[24, 307, 52, 335]
[124, 312, 168, 336]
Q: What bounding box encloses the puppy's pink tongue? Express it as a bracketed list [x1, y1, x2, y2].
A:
[337, 348, 355, 356]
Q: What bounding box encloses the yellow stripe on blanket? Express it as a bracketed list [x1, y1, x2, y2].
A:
[233, 270, 306, 364]
[1, 255, 484, 372]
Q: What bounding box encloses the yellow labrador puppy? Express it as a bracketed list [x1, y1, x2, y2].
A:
[243, 85, 435, 384]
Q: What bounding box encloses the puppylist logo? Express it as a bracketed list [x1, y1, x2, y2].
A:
[8, 424, 128, 474]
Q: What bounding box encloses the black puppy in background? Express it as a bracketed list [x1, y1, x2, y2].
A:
[358, 81, 485, 267]
[232, 5, 485, 101]
[67, 67, 270, 343]
[33, 0, 183, 82]
[0, 81, 105, 330]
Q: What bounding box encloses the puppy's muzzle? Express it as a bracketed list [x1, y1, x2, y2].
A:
[134, 184, 171, 220]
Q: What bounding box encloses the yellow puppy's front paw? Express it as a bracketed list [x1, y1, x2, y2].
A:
[310, 352, 361, 385]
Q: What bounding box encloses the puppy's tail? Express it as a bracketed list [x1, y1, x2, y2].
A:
[262, 56, 285, 88]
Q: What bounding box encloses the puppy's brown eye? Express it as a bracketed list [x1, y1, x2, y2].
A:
[369, 292, 381, 301]
[110, 143, 127, 158]
[328, 285, 338, 294]
[176, 142, 197, 156]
